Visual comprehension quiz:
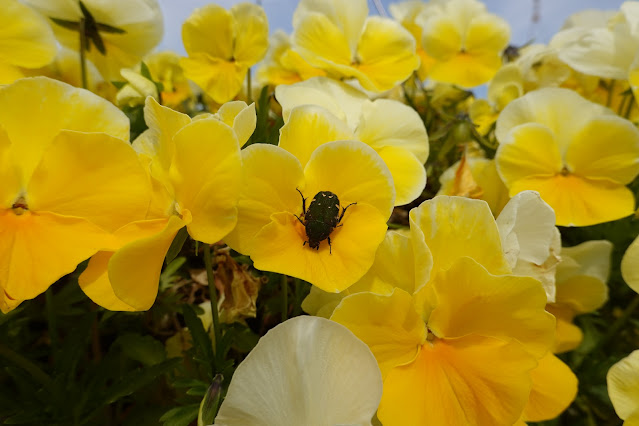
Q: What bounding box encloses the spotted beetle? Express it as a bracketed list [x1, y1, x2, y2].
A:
[294, 189, 356, 253]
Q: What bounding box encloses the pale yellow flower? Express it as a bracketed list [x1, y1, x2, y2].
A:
[26, 0, 163, 81]
[608, 350, 639, 425]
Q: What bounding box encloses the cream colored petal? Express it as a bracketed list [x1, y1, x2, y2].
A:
[608, 350, 639, 422]
[275, 76, 367, 129]
[356, 99, 429, 162]
[558, 240, 613, 285]
[623, 235, 639, 294]
[496, 191, 557, 269]
[214, 316, 382, 426]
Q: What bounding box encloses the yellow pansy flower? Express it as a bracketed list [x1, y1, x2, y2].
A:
[415, 0, 510, 87]
[291, 0, 419, 92]
[144, 51, 193, 110]
[495, 88, 639, 226]
[225, 140, 395, 293]
[180, 3, 268, 104]
[608, 350, 639, 426]
[330, 196, 556, 425]
[213, 316, 382, 425]
[0, 77, 150, 312]
[79, 98, 244, 311]
[548, 240, 611, 353]
[0, 0, 57, 84]
[256, 30, 326, 87]
[332, 259, 554, 425]
[26, 0, 163, 81]
[276, 77, 429, 205]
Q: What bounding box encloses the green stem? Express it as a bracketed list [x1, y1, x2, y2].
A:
[281, 274, 288, 321]
[0, 343, 53, 387]
[79, 18, 88, 89]
[246, 68, 253, 104]
[203, 245, 221, 358]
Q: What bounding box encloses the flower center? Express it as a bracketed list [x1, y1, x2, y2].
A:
[11, 196, 28, 216]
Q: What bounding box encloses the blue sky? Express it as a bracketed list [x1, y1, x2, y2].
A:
[157, 0, 626, 54]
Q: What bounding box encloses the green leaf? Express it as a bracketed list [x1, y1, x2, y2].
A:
[166, 227, 188, 265]
[160, 404, 200, 426]
[116, 333, 167, 366]
[111, 80, 127, 90]
[102, 358, 181, 405]
[140, 61, 153, 80]
[182, 304, 214, 376]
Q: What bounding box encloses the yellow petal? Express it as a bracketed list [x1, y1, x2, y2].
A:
[522, 353, 578, 422]
[135, 96, 192, 172]
[216, 101, 256, 147]
[378, 334, 536, 426]
[0, 288, 22, 314]
[231, 3, 268, 65]
[0, 0, 56, 69]
[354, 17, 420, 91]
[303, 140, 395, 217]
[180, 55, 247, 104]
[558, 240, 613, 286]
[224, 144, 305, 255]
[508, 174, 636, 226]
[250, 204, 387, 293]
[182, 4, 233, 60]
[409, 196, 511, 278]
[0, 77, 129, 183]
[430, 51, 504, 88]
[566, 116, 639, 184]
[495, 123, 563, 187]
[608, 350, 639, 422]
[465, 13, 510, 54]
[0, 127, 20, 209]
[376, 146, 426, 206]
[292, 12, 352, 69]
[170, 119, 241, 244]
[623, 235, 639, 294]
[28, 131, 150, 232]
[108, 215, 188, 311]
[78, 252, 136, 311]
[427, 257, 556, 358]
[331, 289, 426, 378]
[495, 88, 612, 154]
[278, 105, 354, 167]
[547, 305, 583, 354]
[0, 210, 113, 302]
[0, 61, 25, 85]
[421, 16, 462, 61]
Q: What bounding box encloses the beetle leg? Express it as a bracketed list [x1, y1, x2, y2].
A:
[296, 187, 307, 215]
[294, 214, 305, 226]
[338, 202, 357, 223]
[328, 236, 332, 254]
